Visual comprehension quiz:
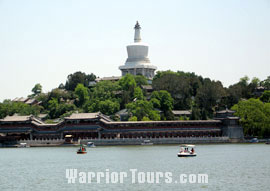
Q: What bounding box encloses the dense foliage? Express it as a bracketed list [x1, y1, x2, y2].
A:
[0, 100, 42, 119]
[64, 71, 96, 91]
[0, 71, 269, 137]
[232, 97, 270, 138]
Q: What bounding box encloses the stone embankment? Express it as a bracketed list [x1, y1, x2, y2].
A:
[17, 137, 230, 147]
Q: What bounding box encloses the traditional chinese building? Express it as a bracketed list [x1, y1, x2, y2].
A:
[0, 110, 243, 144]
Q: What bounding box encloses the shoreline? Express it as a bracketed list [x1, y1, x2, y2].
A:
[2, 137, 268, 148]
[0, 142, 267, 148]
[1, 137, 268, 148]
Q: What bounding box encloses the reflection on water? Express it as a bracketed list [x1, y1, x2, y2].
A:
[0, 144, 269, 191]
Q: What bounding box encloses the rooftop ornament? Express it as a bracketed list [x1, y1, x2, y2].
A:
[134, 21, 141, 29]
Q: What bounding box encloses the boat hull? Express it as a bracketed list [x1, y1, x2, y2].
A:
[77, 152, 87, 154]
[177, 153, 196, 157]
[141, 143, 153, 145]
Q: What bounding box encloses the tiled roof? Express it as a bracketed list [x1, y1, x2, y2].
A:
[38, 114, 48, 119]
[172, 110, 191, 115]
[141, 85, 153, 90]
[0, 115, 32, 122]
[64, 113, 100, 120]
[25, 98, 36, 104]
[18, 97, 29, 102]
[115, 109, 129, 115]
[216, 109, 235, 114]
[96, 76, 121, 82]
[12, 97, 20, 102]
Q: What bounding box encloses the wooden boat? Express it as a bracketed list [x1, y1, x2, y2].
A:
[177, 145, 197, 157]
[77, 151, 87, 154]
[77, 145, 87, 154]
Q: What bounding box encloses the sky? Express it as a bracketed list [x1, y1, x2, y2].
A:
[0, 0, 269, 101]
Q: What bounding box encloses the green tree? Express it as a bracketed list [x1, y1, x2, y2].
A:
[142, 116, 151, 121]
[0, 100, 42, 118]
[261, 76, 270, 89]
[31, 83, 42, 96]
[83, 80, 121, 114]
[239, 75, 250, 86]
[74, 84, 89, 107]
[134, 75, 148, 87]
[126, 100, 160, 121]
[150, 90, 174, 120]
[151, 90, 173, 112]
[119, 74, 136, 91]
[35, 89, 73, 112]
[48, 98, 59, 119]
[251, 77, 260, 87]
[153, 70, 176, 80]
[133, 87, 144, 100]
[153, 72, 194, 110]
[84, 99, 99, 113]
[260, 91, 270, 103]
[232, 98, 270, 137]
[47, 98, 76, 119]
[119, 74, 137, 105]
[128, 116, 137, 121]
[239, 75, 255, 99]
[148, 110, 161, 121]
[226, 83, 243, 108]
[195, 79, 226, 118]
[49, 88, 72, 101]
[190, 107, 201, 120]
[65, 71, 96, 91]
[99, 100, 120, 115]
[58, 103, 76, 118]
[225, 76, 261, 108]
[91, 80, 121, 101]
[150, 98, 160, 109]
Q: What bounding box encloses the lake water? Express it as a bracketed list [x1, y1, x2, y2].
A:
[0, 144, 269, 191]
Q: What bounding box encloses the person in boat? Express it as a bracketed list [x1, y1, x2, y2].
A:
[191, 148, 194, 154]
[180, 147, 184, 153]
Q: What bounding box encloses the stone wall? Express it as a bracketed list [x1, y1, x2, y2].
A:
[79, 137, 230, 146]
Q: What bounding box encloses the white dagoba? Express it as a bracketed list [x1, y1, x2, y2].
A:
[119, 21, 157, 79]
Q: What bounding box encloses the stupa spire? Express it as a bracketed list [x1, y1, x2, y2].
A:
[134, 21, 141, 42]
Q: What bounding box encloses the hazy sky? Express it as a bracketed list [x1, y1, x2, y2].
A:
[0, 0, 269, 101]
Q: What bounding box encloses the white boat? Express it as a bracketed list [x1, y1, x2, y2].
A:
[18, 143, 30, 148]
[250, 138, 259, 143]
[177, 144, 196, 157]
[87, 142, 96, 148]
[141, 140, 153, 145]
